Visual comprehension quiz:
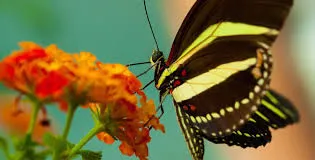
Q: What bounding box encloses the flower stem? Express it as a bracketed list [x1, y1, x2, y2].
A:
[62, 105, 76, 139]
[67, 124, 103, 158]
[26, 101, 41, 138]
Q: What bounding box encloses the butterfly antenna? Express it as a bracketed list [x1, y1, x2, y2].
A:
[143, 0, 160, 51]
[126, 61, 151, 67]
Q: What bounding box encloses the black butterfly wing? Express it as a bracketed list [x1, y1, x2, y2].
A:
[202, 89, 299, 148]
[171, 43, 272, 138]
[160, 0, 296, 158]
[251, 89, 300, 129]
[208, 120, 272, 148]
[166, 0, 294, 139]
[167, 0, 293, 65]
[174, 95, 272, 152]
[174, 101, 204, 160]
[174, 89, 299, 150]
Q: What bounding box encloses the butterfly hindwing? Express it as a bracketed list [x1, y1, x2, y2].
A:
[208, 120, 271, 148]
[171, 43, 272, 138]
[251, 89, 300, 129]
[174, 101, 204, 160]
[207, 89, 299, 148]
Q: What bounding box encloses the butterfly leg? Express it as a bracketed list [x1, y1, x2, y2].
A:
[144, 91, 168, 129]
[140, 79, 155, 90]
[156, 91, 168, 119]
[157, 103, 164, 119]
[136, 63, 156, 78]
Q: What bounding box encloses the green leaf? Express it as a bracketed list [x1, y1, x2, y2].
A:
[43, 133, 74, 149]
[79, 150, 102, 160]
[43, 133, 76, 159]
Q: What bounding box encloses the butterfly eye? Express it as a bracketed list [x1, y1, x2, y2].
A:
[151, 50, 164, 63]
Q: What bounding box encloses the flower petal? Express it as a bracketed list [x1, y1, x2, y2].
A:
[35, 71, 70, 99]
[119, 141, 134, 156]
[97, 132, 115, 144]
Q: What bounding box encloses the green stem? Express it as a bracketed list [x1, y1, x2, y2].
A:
[26, 101, 41, 138]
[67, 124, 103, 158]
[62, 106, 76, 139]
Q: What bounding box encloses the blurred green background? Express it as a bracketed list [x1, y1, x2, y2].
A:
[0, 0, 314, 160]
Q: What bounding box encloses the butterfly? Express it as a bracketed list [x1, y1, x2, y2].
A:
[148, 0, 299, 160]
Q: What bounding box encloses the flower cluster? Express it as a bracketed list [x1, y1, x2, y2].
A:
[0, 42, 164, 160]
[93, 94, 165, 160]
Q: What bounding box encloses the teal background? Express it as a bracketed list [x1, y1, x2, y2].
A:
[0, 0, 223, 159]
[2, 0, 315, 160]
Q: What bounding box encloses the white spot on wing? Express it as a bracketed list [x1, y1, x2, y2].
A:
[258, 79, 264, 86]
[235, 102, 240, 109]
[211, 112, 220, 119]
[201, 116, 208, 123]
[254, 86, 260, 93]
[249, 92, 254, 99]
[263, 71, 268, 78]
[206, 114, 212, 121]
[226, 107, 234, 112]
[241, 98, 249, 104]
[190, 116, 196, 123]
[196, 116, 202, 123]
[220, 109, 225, 116]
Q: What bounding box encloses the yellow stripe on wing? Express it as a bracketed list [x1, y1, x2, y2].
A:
[172, 58, 256, 102]
[180, 22, 278, 63]
[265, 91, 297, 120]
[261, 99, 287, 119]
[157, 22, 278, 88]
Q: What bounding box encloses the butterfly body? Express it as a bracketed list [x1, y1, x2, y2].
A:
[149, 0, 299, 159]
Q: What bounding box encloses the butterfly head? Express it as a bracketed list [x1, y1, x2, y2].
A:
[150, 50, 165, 65]
[150, 49, 169, 91]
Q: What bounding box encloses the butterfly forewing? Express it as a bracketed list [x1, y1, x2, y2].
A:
[167, 0, 293, 65]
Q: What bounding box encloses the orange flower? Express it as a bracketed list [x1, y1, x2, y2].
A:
[0, 42, 74, 103]
[0, 95, 54, 143]
[86, 60, 164, 160]
[0, 42, 141, 111]
[86, 64, 165, 159]
[0, 42, 165, 159]
[92, 87, 164, 160]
